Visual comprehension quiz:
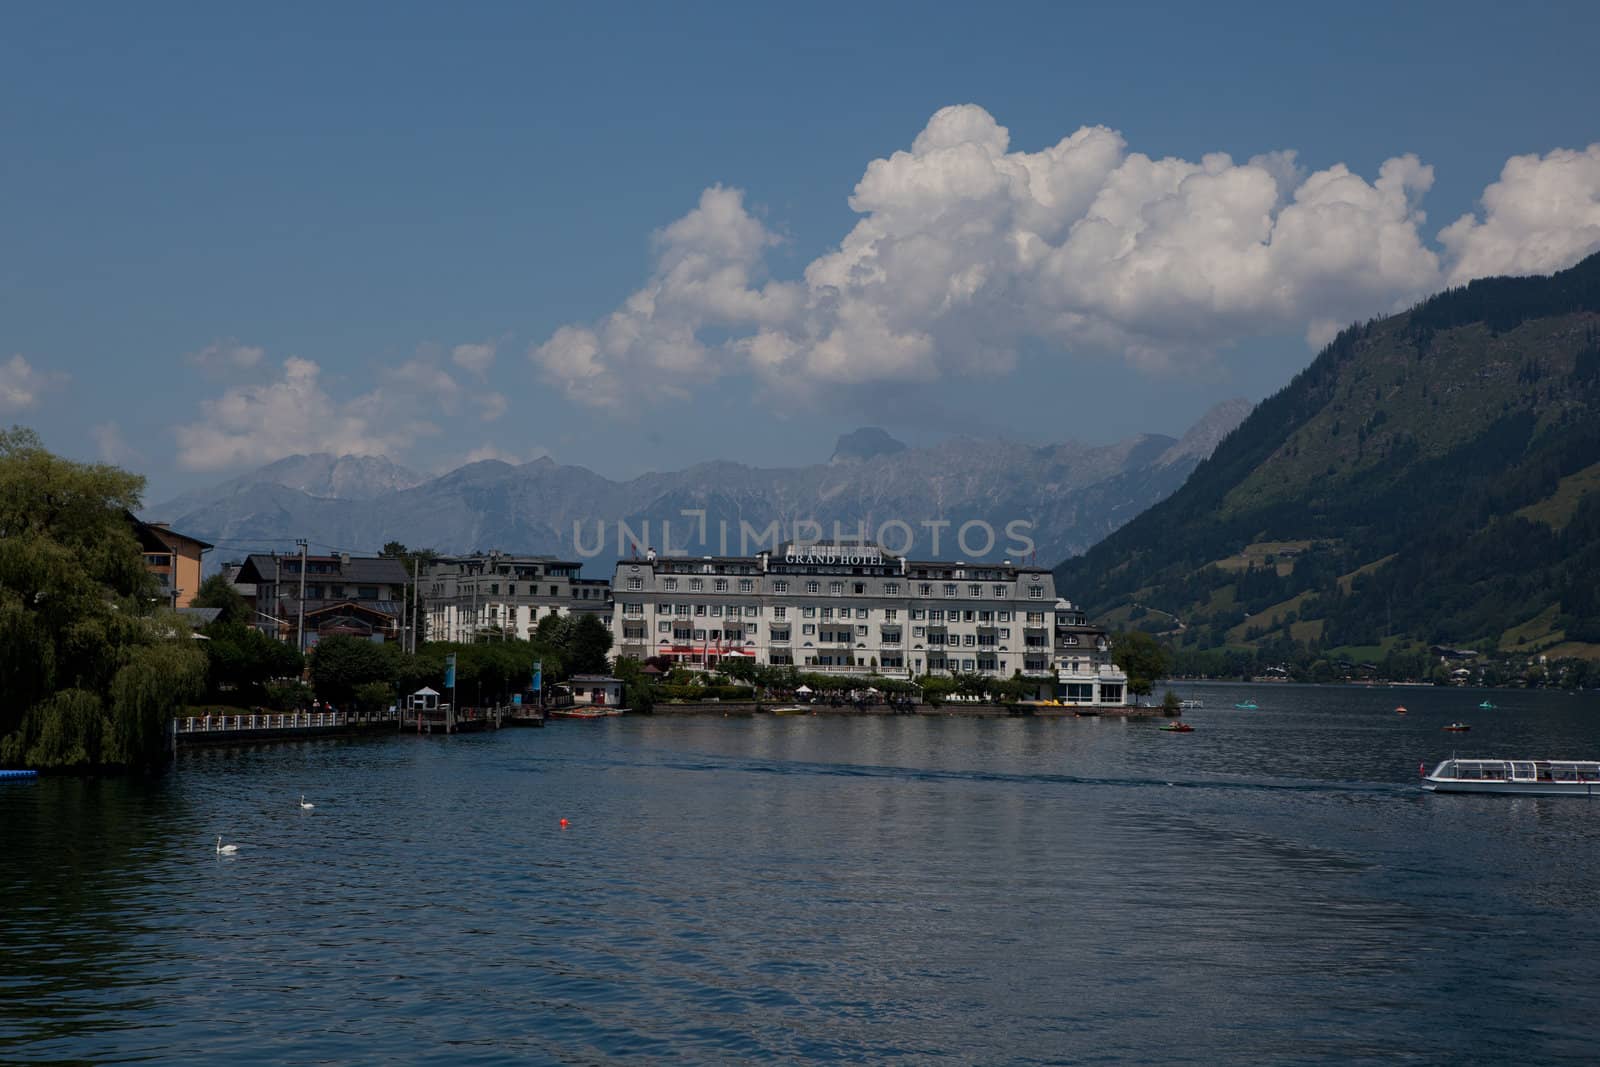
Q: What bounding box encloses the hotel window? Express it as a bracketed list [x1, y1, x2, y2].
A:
[626, 577, 642, 590]
[919, 584, 931, 597]
[963, 634, 976, 646]
[929, 610, 944, 622]
[676, 605, 691, 616]
[854, 582, 865, 594]
[1062, 635, 1079, 646]
[803, 607, 816, 618]
[803, 624, 816, 635]
[710, 605, 723, 616]
[726, 606, 740, 618]
[943, 584, 956, 596]
[1001, 628, 1011, 638]
[1027, 612, 1045, 623]
[714, 579, 727, 592]
[739, 578, 754, 593]
[623, 603, 643, 617]
[774, 606, 787, 619]
[969, 584, 981, 597]
[885, 609, 898, 621]
[979, 611, 993, 622]
[774, 580, 789, 593]
[911, 609, 926, 620]
[830, 581, 844, 595]
[999, 611, 1011, 622]
[856, 625, 868, 637]
[822, 607, 833, 619]
[693, 630, 706, 641]
[1029, 586, 1044, 599]
[806, 580, 820, 594]
[658, 620, 672, 633]
[993, 585, 1006, 598]
[914, 626, 926, 638]
[962, 659, 976, 671]
[694, 604, 706, 616]
[691, 578, 704, 591]
[664, 578, 678, 590]
[885, 582, 900, 595]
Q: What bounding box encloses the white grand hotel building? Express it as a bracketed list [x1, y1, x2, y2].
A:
[610, 543, 1129, 706]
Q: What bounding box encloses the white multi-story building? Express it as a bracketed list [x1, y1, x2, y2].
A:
[610, 542, 1127, 705]
[423, 552, 611, 643]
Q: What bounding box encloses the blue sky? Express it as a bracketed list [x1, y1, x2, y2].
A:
[3, 1, 1597, 503]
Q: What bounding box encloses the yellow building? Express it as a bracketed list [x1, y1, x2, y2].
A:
[128, 513, 212, 608]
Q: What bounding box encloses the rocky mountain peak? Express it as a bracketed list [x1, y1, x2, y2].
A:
[830, 427, 908, 464]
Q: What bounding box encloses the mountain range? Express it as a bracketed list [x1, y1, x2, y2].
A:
[150, 400, 1251, 572]
[1056, 251, 1600, 662]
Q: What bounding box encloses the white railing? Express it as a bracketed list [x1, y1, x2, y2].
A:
[175, 711, 351, 733]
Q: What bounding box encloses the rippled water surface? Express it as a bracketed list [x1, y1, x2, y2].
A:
[6, 684, 1600, 1064]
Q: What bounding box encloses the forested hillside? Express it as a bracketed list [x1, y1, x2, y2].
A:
[1055, 252, 1600, 666]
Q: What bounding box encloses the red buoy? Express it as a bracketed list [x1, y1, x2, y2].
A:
[559, 818, 569, 828]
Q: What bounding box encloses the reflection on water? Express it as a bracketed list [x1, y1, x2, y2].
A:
[4, 686, 1600, 1063]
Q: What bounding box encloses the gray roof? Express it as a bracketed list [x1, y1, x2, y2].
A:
[236, 553, 409, 585]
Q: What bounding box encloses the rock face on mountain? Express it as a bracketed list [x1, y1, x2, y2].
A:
[830, 427, 908, 464]
[1056, 252, 1600, 658]
[152, 402, 1249, 570]
[152, 453, 424, 521]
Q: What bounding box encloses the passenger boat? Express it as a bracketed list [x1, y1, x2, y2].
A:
[549, 706, 624, 720]
[1422, 759, 1600, 795]
[1234, 700, 1258, 710]
[1443, 722, 1471, 732]
[1160, 722, 1194, 732]
[770, 705, 811, 716]
[1179, 699, 1204, 709]
[1478, 700, 1497, 709]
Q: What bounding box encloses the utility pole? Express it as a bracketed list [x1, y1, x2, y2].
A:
[295, 538, 308, 654]
[412, 556, 420, 653]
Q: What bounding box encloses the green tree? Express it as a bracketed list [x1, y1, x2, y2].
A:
[192, 572, 249, 625]
[611, 656, 656, 714]
[1111, 631, 1171, 696]
[309, 635, 399, 707]
[200, 621, 303, 700]
[0, 427, 206, 769]
[532, 613, 612, 677]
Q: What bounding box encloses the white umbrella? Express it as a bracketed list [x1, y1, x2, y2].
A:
[795, 685, 813, 694]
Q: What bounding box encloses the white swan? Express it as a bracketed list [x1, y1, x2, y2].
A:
[299, 795, 315, 810]
[215, 835, 239, 855]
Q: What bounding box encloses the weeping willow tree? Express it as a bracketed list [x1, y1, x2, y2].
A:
[0, 427, 205, 770]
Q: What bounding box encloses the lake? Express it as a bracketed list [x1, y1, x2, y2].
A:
[5, 683, 1600, 1064]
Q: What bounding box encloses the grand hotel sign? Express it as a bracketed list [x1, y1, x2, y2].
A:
[783, 546, 884, 566]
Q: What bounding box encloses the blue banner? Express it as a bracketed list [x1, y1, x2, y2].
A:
[532, 660, 542, 692]
[445, 653, 456, 690]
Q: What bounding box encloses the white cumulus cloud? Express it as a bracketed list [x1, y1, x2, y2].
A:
[185, 339, 265, 372]
[530, 185, 800, 406]
[0, 354, 67, 413]
[174, 357, 410, 471]
[1440, 144, 1600, 285]
[531, 106, 1600, 408]
[451, 340, 497, 376]
[460, 442, 549, 466]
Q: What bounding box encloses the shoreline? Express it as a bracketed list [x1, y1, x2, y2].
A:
[646, 701, 1169, 718]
